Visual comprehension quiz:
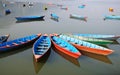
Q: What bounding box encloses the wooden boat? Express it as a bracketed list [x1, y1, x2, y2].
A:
[104, 15, 120, 20]
[50, 13, 59, 21]
[15, 16, 44, 21]
[74, 33, 120, 41]
[57, 34, 114, 56]
[0, 33, 41, 52]
[70, 14, 87, 21]
[50, 34, 81, 59]
[33, 34, 51, 62]
[60, 33, 113, 45]
[0, 34, 10, 43]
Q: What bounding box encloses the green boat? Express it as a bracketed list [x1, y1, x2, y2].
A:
[59, 33, 113, 45]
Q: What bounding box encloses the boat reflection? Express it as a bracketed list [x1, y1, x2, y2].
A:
[81, 51, 112, 64]
[16, 19, 44, 23]
[33, 49, 51, 74]
[50, 17, 59, 22]
[70, 17, 87, 22]
[0, 45, 32, 58]
[52, 47, 80, 67]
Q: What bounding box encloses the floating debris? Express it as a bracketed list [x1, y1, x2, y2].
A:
[109, 8, 114, 12]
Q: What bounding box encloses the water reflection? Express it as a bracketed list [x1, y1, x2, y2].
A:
[0, 45, 32, 58]
[50, 18, 59, 22]
[16, 19, 44, 23]
[70, 17, 87, 22]
[52, 47, 80, 67]
[33, 49, 51, 74]
[81, 51, 112, 64]
[116, 38, 120, 44]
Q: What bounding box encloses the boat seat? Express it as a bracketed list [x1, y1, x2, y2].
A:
[35, 52, 43, 55]
[37, 46, 48, 49]
[6, 45, 10, 47]
[19, 41, 25, 44]
[12, 43, 19, 45]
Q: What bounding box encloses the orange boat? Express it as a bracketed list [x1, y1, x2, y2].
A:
[50, 34, 81, 59]
[56, 34, 114, 56]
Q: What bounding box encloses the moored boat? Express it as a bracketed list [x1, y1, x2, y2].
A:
[15, 16, 45, 21]
[57, 34, 114, 56]
[61, 33, 113, 45]
[33, 34, 51, 62]
[70, 14, 87, 21]
[0, 33, 41, 52]
[50, 34, 81, 59]
[74, 33, 120, 41]
[104, 15, 120, 20]
[0, 34, 10, 43]
[50, 13, 59, 21]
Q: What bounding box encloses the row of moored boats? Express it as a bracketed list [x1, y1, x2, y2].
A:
[0, 33, 120, 62]
[15, 14, 120, 22]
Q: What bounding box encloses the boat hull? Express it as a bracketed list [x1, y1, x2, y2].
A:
[62, 34, 113, 45]
[70, 14, 87, 21]
[50, 35, 81, 59]
[58, 33, 114, 56]
[33, 34, 51, 62]
[0, 33, 41, 52]
[72, 43, 113, 56]
[15, 16, 44, 21]
[74, 34, 120, 41]
[0, 34, 10, 43]
[104, 15, 120, 20]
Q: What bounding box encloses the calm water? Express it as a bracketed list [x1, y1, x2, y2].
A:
[0, 0, 120, 75]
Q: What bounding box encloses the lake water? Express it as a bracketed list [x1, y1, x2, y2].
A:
[0, 0, 120, 75]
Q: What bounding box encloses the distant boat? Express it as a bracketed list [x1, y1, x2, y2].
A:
[57, 34, 114, 56]
[15, 16, 45, 21]
[78, 5, 86, 8]
[33, 34, 51, 62]
[0, 33, 41, 52]
[61, 34, 113, 45]
[61, 6, 68, 10]
[50, 34, 81, 59]
[0, 34, 10, 43]
[70, 14, 87, 21]
[5, 9, 11, 15]
[74, 33, 120, 41]
[104, 15, 120, 20]
[50, 13, 59, 21]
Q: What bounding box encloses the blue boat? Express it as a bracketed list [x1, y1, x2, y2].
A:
[70, 14, 87, 21]
[60, 33, 113, 45]
[15, 16, 45, 21]
[33, 34, 51, 62]
[50, 13, 59, 21]
[50, 34, 81, 59]
[0, 34, 10, 43]
[57, 33, 114, 56]
[104, 15, 120, 20]
[5, 9, 11, 15]
[0, 33, 41, 52]
[78, 5, 86, 8]
[74, 33, 120, 41]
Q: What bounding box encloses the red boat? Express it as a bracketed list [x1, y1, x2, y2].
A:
[50, 34, 81, 59]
